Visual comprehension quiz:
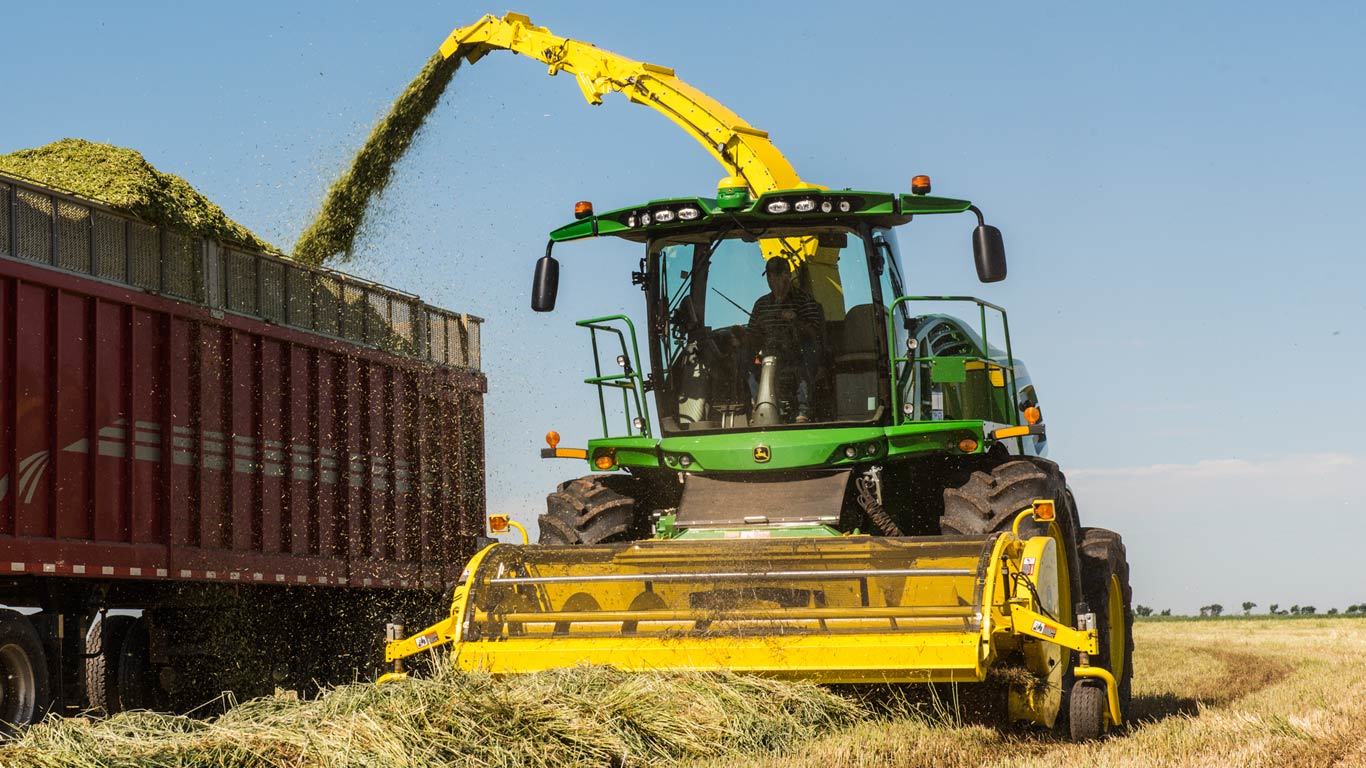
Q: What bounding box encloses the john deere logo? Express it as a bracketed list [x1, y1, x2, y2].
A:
[753, 445, 771, 463]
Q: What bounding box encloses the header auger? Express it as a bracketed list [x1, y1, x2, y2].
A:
[385, 12, 1133, 741]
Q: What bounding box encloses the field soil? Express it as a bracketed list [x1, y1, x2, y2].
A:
[701, 618, 1366, 768]
[1, 619, 1361, 767]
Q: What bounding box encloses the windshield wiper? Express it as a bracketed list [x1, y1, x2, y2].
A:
[710, 286, 752, 318]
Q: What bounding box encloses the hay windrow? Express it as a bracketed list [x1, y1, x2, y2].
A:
[0, 138, 277, 253]
[293, 53, 462, 266]
[0, 666, 861, 768]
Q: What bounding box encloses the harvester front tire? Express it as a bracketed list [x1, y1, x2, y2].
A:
[1068, 681, 1107, 741]
[941, 457, 1085, 732]
[1078, 527, 1134, 718]
[85, 613, 136, 716]
[540, 475, 646, 545]
[940, 458, 1078, 537]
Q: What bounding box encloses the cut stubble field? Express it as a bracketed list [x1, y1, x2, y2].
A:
[2, 619, 1361, 768]
[708, 618, 1366, 768]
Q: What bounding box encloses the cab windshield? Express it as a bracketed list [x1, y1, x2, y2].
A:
[652, 226, 889, 433]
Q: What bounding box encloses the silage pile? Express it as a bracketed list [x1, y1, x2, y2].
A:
[0, 139, 277, 253]
[0, 666, 862, 768]
[292, 53, 462, 266]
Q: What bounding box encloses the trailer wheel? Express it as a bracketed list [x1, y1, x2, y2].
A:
[1068, 680, 1107, 741]
[85, 614, 136, 715]
[0, 609, 50, 732]
[1078, 527, 1134, 719]
[539, 475, 646, 545]
[115, 617, 165, 712]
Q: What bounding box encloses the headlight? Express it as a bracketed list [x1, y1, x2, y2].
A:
[627, 214, 638, 227]
[820, 200, 833, 213]
[632, 416, 645, 432]
[766, 200, 790, 214]
[677, 206, 700, 220]
[794, 199, 816, 212]
[838, 200, 851, 212]
[844, 446, 858, 459]
[641, 212, 652, 225]
[679, 454, 693, 468]
[654, 209, 676, 223]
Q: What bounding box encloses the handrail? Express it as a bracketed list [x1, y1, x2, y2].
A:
[575, 314, 652, 438]
[887, 295, 1019, 426]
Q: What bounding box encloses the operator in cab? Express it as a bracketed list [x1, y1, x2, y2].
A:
[748, 257, 826, 422]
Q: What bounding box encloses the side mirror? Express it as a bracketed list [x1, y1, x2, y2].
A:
[972, 224, 1007, 283]
[531, 244, 559, 312]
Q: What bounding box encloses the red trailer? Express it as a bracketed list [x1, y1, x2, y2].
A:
[0, 171, 486, 725]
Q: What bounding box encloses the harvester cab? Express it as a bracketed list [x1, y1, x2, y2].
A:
[529, 180, 1045, 542]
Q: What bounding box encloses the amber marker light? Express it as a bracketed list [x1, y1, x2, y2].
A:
[911, 175, 932, 195]
[488, 514, 511, 533]
[546, 430, 561, 449]
[957, 437, 979, 453]
[1023, 406, 1043, 425]
[1030, 499, 1056, 522]
[593, 450, 617, 471]
[574, 201, 594, 219]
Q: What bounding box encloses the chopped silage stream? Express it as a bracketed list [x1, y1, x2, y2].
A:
[0, 666, 864, 768]
[292, 53, 462, 266]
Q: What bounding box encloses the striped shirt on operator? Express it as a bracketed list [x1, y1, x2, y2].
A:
[747, 288, 825, 352]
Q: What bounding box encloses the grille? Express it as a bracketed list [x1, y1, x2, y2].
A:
[225, 249, 258, 314]
[315, 275, 341, 336]
[16, 189, 53, 263]
[93, 212, 127, 281]
[0, 184, 10, 255]
[56, 201, 91, 273]
[259, 259, 285, 322]
[342, 283, 366, 342]
[286, 266, 314, 329]
[129, 222, 159, 290]
[162, 230, 202, 300]
[428, 311, 449, 364]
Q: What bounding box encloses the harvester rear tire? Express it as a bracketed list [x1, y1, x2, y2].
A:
[540, 474, 646, 545]
[1078, 527, 1134, 718]
[1068, 680, 1107, 741]
[85, 613, 136, 716]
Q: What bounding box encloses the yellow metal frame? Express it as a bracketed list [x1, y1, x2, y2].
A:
[438, 13, 804, 196]
[437, 14, 856, 309]
[1074, 666, 1123, 727]
[383, 506, 1122, 727]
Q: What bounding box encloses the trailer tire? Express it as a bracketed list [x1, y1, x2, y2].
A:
[115, 617, 165, 712]
[85, 614, 136, 716]
[539, 475, 646, 545]
[0, 609, 50, 732]
[1078, 527, 1134, 719]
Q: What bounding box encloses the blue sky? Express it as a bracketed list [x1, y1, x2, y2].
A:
[3, 2, 1364, 613]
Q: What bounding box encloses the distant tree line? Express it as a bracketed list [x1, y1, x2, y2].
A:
[1132, 603, 1366, 618]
